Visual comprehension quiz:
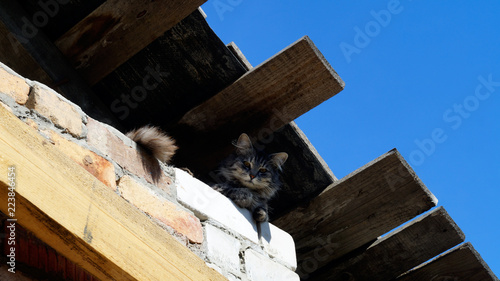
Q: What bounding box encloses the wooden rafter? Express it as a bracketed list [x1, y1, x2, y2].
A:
[55, 0, 207, 85]
[273, 149, 438, 277]
[310, 207, 465, 280]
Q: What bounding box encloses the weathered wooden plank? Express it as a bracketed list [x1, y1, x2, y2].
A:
[0, 105, 225, 280]
[0, 1, 121, 128]
[309, 207, 465, 281]
[172, 35, 344, 177]
[272, 149, 438, 278]
[55, 0, 207, 85]
[177, 35, 343, 134]
[92, 9, 247, 129]
[397, 242, 499, 281]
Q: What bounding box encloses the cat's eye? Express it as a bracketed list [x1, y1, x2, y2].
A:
[243, 161, 251, 168]
[259, 168, 267, 173]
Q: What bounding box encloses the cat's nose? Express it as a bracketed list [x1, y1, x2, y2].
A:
[249, 174, 256, 179]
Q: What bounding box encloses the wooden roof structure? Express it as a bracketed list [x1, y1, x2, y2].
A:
[0, 1, 497, 280]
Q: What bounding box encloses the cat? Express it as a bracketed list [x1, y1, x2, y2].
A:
[212, 133, 288, 222]
[126, 125, 177, 182]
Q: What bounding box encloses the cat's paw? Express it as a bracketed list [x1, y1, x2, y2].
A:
[230, 189, 254, 208]
[233, 195, 253, 208]
[253, 208, 268, 222]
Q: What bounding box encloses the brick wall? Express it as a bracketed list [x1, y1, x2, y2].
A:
[0, 62, 299, 281]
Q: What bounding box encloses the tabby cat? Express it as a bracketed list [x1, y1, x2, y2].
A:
[212, 133, 288, 222]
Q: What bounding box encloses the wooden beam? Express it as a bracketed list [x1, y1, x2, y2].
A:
[172, 35, 344, 175]
[272, 149, 438, 278]
[0, 1, 122, 128]
[397, 242, 499, 281]
[0, 105, 225, 280]
[55, 0, 207, 85]
[310, 207, 465, 281]
[92, 9, 247, 129]
[177, 35, 344, 134]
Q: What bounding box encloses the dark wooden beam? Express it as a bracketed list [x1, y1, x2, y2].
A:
[310, 207, 465, 281]
[91, 9, 247, 130]
[272, 149, 438, 278]
[397, 242, 499, 281]
[0, 1, 121, 128]
[55, 0, 207, 85]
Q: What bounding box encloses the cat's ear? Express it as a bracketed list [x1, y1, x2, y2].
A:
[235, 133, 253, 155]
[270, 152, 288, 170]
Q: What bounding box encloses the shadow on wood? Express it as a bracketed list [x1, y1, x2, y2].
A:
[309, 207, 465, 280]
[273, 149, 438, 278]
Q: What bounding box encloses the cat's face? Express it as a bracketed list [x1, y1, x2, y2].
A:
[220, 134, 288, 193]
[229, 155, 276, 190]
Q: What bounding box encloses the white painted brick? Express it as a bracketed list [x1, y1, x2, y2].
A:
[205, 224, 241, 275]
[260, 223, 297, 270]
[244, 250, 299, 281]
[175, 168, 259, 244]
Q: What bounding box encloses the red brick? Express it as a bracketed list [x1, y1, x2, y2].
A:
[118, 175, 203, 243]
[46, 130, 116, 190]
[25, 84, 83, 137]
[0, 66, 30, 105]
[87, 118, 173, 193]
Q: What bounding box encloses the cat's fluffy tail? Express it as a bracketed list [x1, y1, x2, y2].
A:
[126, 126, 177, 163]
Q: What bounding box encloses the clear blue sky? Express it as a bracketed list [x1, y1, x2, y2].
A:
[201, 0, 500, 275]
